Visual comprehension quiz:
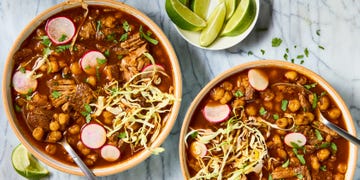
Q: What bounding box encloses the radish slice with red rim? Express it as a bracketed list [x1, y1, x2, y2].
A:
[248, 68, 269, 91]
[284, 132, 307, 147]
[101, 144, 121, 162]
[189, 141, 207, 158]
[202, 101, 231, 123]
[45, 16, 76, 45]
[81, 123, 106, 149]
[80, 51, 107, 75]
[12, 70, 38, 94]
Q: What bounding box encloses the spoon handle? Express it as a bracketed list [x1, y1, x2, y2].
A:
[62, 141, 97, 180]
[322, 118, 360, 146]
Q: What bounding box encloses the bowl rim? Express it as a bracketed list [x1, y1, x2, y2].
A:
[3, 0, 182, 176]
[174, 0, 260, 50]
[179, 60, 357, 179]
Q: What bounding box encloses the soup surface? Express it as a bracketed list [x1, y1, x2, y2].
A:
[185, 67, 348, 180]
[11, 5, 176, 167]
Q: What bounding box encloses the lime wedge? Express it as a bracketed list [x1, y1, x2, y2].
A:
[190, 0, 210, 20]
[165, 0, 206, 31]
[224, 0, 239, 20]
[221, 0, 256, 36]
[199, 2, 226, 47]
[12, 144, 49, 179]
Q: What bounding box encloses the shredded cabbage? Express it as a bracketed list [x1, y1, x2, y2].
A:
[92, 53, 178, 154]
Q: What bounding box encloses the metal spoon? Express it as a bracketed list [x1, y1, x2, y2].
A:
[58, 137, 97, 180]
[317, 109, 360, 146]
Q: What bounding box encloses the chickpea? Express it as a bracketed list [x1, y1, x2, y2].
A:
[58, 60, 67, 68]
[86, 76, 97, 87]
[285, 71, 298, 81]
[328, 108, 342, 120]
[232, 99, 245, 109]
[32, 93, 48, 106]
[58, 113, 70, 125]
[77, 141, 91, 156]
[53, 113, 59, 121]
[318, 95, 330, 110]
[47, 131, 62, 143]
[310, 155, 320, 171]
[276, 118, 288, 128]
[68, 124, 80, 135]
[294, 114, 305, 125]
[221, 81, 233, 91]
[288, 99, 301, 112]
[210, 87, 225, 101]
[102, 111, 114, 125]
[276, 148, 287, 160]
[263, 101, 273, 110]
[337, 163, 347, 174]
[70, 62, 82, 75]
[49, 61, 59, 73]
[49, 121, 60, 131]
[274, 93, 284, 102]
[45, 144, 57, 155]
[219, 91, 232, 104]
[32, 127, 44, 141]
[66, 135, 79, 146]
[84, 154, 98, 166]
[325, 134, 332, 142]
[317, 148, 331, 162]
[84, 159, 95, 166]
[303, 112, 315, 122]
[276, 129, 287, 135]
[86, 153, 98, 162]
[260, 89, 275, 101]
[245, 104, 257, 116]
[333, 173, 345, 180]
[39, 64, 48, 72]
[272, 134, 282, 146]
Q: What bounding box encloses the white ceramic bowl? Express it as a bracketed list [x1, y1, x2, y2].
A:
[174, 0, 260, 50]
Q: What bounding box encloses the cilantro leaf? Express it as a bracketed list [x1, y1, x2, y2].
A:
[272, 37, 282, 47]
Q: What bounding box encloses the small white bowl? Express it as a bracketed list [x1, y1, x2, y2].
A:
[174, 0, 260, 50]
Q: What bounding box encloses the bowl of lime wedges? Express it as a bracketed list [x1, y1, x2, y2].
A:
[165, 0, 259, 50]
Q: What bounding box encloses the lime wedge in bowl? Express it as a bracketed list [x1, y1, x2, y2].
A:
[165, 0, 206, 31]
[199, 2, 226, 47]
[224, 0, 239, 20]
[12, 144, 49, 179]
[190, 0, 211, 20]
[221, 0, 257, 36]
[171, 0, 259, 50]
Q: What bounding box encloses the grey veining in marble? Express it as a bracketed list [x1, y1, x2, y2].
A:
[1, 0, 360, 179]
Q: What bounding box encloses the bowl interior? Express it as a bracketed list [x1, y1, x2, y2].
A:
[175, 0, 260, 50]
[179, 60, 357, 179]
[3, 0, 182, 176]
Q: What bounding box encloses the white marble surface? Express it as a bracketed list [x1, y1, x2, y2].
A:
[1, 0, 360, 179]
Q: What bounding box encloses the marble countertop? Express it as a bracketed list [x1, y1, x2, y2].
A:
[1, 0, 360, 179]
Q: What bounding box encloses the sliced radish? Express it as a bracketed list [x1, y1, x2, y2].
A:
[12, 70, 38, 94]
[248, 68, 269, 91]
[189, 141, 207, 158]
[101, 144, 121, 162]
[284, 132, 307, 147]
[141, 64, 166, 78]
[81, 123, 106, 149]
[80, 51, 107, 75]
[45, 16, 76, 45]
[202, 101, 231, 123]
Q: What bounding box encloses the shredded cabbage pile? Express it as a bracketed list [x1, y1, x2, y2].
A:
[186, 116, 268, 180]
[92, 53, 177, 154]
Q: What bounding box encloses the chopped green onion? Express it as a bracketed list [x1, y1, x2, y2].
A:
[315, 129, 323, 141]
[268, 174, 273, 180]
[331, 142, 337, 153]
[320, 165, 327, 171]
[281, 159, 290, 168]
[304, 83, 317, 89]
[281, 100, 288, 111]
[319, 142, 330, 149]
[259, 107, 267, 116]
[19, 67, 26, 73]
[234, 90, 244, 98]
[51, 90, 61, 99]
[96, 20, 102, 33]
[312, 93, 318, 109]
[283, 53, 288, 60]
[122, 21, 130, 32]
[120, 33, 128, 42]
[297, 55, 304, 59]
[272, 37, 282, 47]
[58, 34, 67, 42]
[118, 132, 127, 139]
[96, 58, 107, 65]
[190, 131, 198, 139]
[139, 26, 158, 45]
[40, 36, 51, 47]
[273, 114, 279, 120]
[55, 44, 71, 53]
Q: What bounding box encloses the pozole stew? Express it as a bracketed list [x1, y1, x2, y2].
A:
[11, 5, 176, 167]
[185, 67, 348, 179]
